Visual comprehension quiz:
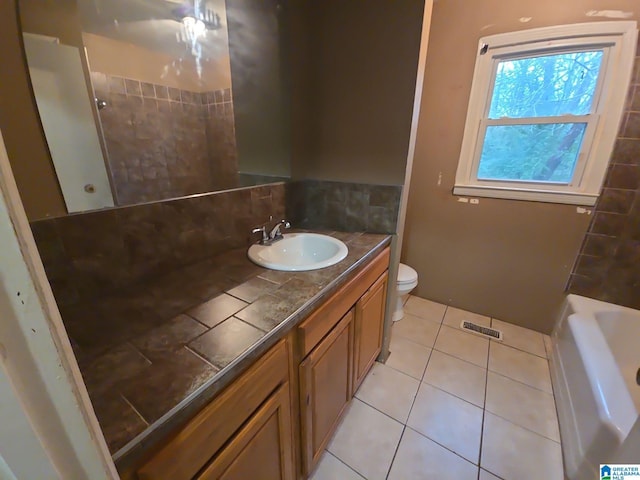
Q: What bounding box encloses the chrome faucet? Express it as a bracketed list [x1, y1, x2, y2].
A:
[269, 219, 291, 242]
[252, 218, 291, 245]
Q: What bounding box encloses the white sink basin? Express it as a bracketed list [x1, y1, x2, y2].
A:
[248, 233, 348, 271]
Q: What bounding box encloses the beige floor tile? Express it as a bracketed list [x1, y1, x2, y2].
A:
[393, 313, 441, 348]
[479, 468, 501, 480]
[388, 427, 478, 480]
[328, 399, 404, 480]
[443, 306, 491, 329]
[434, 325, 489, 368]
[485, 372, 559, 442]
[407, 383, 483, 464]
[310, 451, 365, 480]
[386, 335, 432, 380]
[544, 334, 553, 359]
[404, 296, 447, 323]
[491, 319, 546, 358]
[489, 342, 552, 393]
[355, 362, 420, 423]
[423, 350, 487, 407]
[481, 413, 563, 480]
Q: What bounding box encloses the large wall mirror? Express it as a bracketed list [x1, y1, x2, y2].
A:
[19, 0, 290, 214]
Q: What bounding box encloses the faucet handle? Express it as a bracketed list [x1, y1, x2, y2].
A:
[251, 225, 269, 244]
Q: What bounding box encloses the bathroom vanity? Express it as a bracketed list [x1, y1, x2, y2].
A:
[103, 232, 391, 480]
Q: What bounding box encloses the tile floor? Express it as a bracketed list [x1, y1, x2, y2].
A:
[310, 295, 564, 480]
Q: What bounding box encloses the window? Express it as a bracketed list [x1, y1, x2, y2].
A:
[454, 22, 637, 205]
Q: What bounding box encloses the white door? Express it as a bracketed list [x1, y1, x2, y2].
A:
[23, 35, 115, 213]
[0, 365, 60, 480]
[0, 127, 117, 478]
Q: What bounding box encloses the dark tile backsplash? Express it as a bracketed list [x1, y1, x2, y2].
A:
[568, 46, 640, 309]
[31, 179, 400, 309]
[286, 180, 401, 234]
[92, 72, 239, 205]
[31, 183, 286, 306]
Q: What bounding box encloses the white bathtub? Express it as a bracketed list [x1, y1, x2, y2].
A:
[551, 294, 640, 479]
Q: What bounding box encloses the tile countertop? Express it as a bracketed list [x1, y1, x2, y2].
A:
[66, 231, 391, 472]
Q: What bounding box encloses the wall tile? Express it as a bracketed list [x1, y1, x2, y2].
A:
[589, 212, 627, 237]
[285, 180, 401, 234]
[597, 188, 636, 214]
[31, 183, 288, 305]
[624, 112, 640, 138]
[569, 46, 640, 308]
[606, 164, 640, 190]
[611, 139, 640, 165]
[573, 254, 608, 281]
[582, 234, 620, 258]
[108, 76, 126, 94]
[124, 78, 141, 96]
[96, 74, 240, 205]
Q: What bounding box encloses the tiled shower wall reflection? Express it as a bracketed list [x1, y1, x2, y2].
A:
[567, 49, 640, 309]
[31, 183, 285, 307]
[91, 72, 238, 205]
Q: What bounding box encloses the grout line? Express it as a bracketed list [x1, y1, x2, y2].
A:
[383, 354, 431, 382]
[483, 409, 561, 445]
[233, 315, 270, 333]
[419, 315, 443, 383]
[120, 394, 150, 426]
[431, 343, 488, 370]
[419, 345, 435, 383]
[420, 377, 486, 410]
[391, 329, 438, 350]
[125, 341, 153, 366]
[480, 467, 507, 480]
[477, 340, 491, 476]
[352, 396, 406, 427]
[323, 450, 366, 480]
[404, 425, 481, 469]
[182, 311, 213, 330]
[429, 346, 490, 371]
[385, 425, 406, 480]
[184, 345, 219, 370]
[488, 336, 549, 360]
[487, 369, 554, 396]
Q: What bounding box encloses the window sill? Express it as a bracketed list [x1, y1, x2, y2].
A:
[452, 185, 598, 206]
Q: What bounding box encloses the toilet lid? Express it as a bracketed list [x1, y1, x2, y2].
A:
[397, 263, 418, 285]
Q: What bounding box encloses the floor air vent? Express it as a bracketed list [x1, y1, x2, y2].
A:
[460, 321, 503, 341]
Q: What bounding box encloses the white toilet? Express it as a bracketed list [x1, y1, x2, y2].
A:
[393, 263, 418, 321]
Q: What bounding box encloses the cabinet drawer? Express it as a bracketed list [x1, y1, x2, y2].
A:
[137, 339, 289, 480]
[297, 247, 390, 357]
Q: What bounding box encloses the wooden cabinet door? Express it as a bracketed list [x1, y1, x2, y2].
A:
[137, 340, 290, 480]
[353, 272, 387, 391]
[299, 310, 354, 476]
[197, 382, 295, 480]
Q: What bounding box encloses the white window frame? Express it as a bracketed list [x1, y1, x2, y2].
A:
[454, 21, 638, 206]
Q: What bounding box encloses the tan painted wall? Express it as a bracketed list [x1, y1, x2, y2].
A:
[291, 0, 425, 185]
[19, 0, 84, 47]
[1, 1, 66, 220]
[403, 0, 640, 333]
[83, 33, 231, 92]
